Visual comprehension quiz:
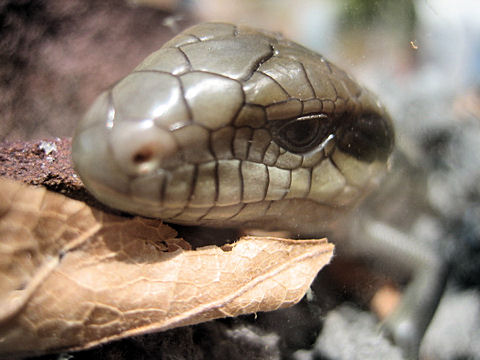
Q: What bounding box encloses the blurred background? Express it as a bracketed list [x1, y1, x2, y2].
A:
[1, 1, 480, 359]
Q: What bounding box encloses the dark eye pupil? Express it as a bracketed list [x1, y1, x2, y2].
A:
[270, 114, 332, 153]
[283, 120, 320, 148]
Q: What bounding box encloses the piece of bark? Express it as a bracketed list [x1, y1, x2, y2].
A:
[0, 138, 80, 189]
[0, 178, 333, 357]
[0, 137, 125, 213]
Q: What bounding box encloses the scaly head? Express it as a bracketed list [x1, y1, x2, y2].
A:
[73, 22, 394, 233]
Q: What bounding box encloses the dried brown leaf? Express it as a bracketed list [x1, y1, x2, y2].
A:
[0, 178, 333, 357]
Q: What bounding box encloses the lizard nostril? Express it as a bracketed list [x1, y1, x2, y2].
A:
[132, 147, 155, 164]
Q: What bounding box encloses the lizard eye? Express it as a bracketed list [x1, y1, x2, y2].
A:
[270, 114, 334, 154]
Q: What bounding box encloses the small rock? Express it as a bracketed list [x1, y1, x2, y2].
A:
[293, 304, 404, 360]
[421, 289, 480, 360]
